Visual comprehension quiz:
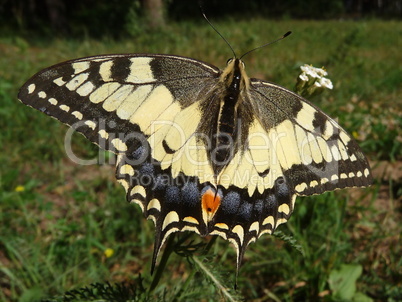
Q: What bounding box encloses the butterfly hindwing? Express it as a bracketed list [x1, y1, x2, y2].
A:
[115, 149, 296, 272]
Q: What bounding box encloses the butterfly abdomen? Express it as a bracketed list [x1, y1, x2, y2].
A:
[212, 59, 247, 170]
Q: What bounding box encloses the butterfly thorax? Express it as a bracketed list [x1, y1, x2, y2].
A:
[211, 58, 250, 174]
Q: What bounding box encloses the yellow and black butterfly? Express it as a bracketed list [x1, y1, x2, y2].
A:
[18, 35, 372, 273]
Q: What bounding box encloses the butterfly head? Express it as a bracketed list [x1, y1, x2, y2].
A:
[221, 58, 250, 91]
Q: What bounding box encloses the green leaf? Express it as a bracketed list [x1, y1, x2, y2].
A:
[328, 264, 362, 300]
[19, 287, 45, 302]
[352, 292, 374, 302]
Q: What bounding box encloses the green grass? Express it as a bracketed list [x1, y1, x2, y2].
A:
[1, 19, 401, 301]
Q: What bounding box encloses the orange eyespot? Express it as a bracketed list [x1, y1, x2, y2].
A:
[201, 188, 221, 215]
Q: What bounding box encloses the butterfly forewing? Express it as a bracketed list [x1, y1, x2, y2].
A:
[19, 53, 372, 272]
[19, 54, 220, 154]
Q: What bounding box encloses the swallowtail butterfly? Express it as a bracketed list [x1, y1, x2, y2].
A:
[19, 44, 372, 273]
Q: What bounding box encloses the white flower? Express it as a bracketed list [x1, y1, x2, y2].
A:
[319, 77, 333, 89]
[300, 64, 329, 78]
[300, 64, 319, 78]
[315, 67, 328, 77]
[296, 64, 333, 97]
[313, 80, 322, 87]
[299, 72, 309, 82]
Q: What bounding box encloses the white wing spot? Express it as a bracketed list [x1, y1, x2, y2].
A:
[38, 91, 46, 98]
[117, 179, 129, 191]
[98, 129, 109, 139]
[162, 211, 180, 231]
[99, 60, 114, 81]
[59, 105, 70, 112]
[339, 131, 351, 144]
[89, 82, 121, 104]
[323, 120, 334, 139]
[232, 225, 245, 245]
[130, 185, 146, 212]
[274, 119, 302, 169]
[53, 77, 66, 86]
[28, 84, 36, 94]
[72, 111, 83, 120]
[331, 174, 339, 181]
[331, 145, 341, 161]
[277, 218, 288, 226]
[249, 221, 259, 233]
[85, 120, 96, 130]
[278, 203, 290, 215]
[348, 172, 355, 178]
[317, 136, 332, 162]
[72, 61, 90, 74]
[183, 216, 199, 225]
[182, 225, 200, 233]
[214, 223, 229, 230]
[48, 98, 58, 105]
[338, 140, 349, 160]
[210, 230, 227, 240]
[364, 168, 370, 177]
[131, 185, 146, 199]
[309, 133, 324, 164]
[111, 138, 127, 152]
[340, 173, 348, 179]
[120, 164, 134, 176]
[309, 180, 319, 188]
[76, 81, 96, 96]
[295, 182, 307, 193]
[357, 171, 363, 177]
[66, 73, 89, 91]
[262, 216, 275, 227]
[296, 103, 317, 131]
[147, 198, 161, 212]
[127, 57, 155, 83]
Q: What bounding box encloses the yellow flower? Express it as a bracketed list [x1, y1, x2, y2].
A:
[352, 131, 359, 139]
[104, 248, 114, 258]
[15, 185, 25, 192]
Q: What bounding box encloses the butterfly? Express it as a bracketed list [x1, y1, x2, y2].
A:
[18, 47, 372, 273]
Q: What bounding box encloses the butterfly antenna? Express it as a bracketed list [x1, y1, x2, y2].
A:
[199, 0, 237, 58]
[240, 31, 292, 60]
